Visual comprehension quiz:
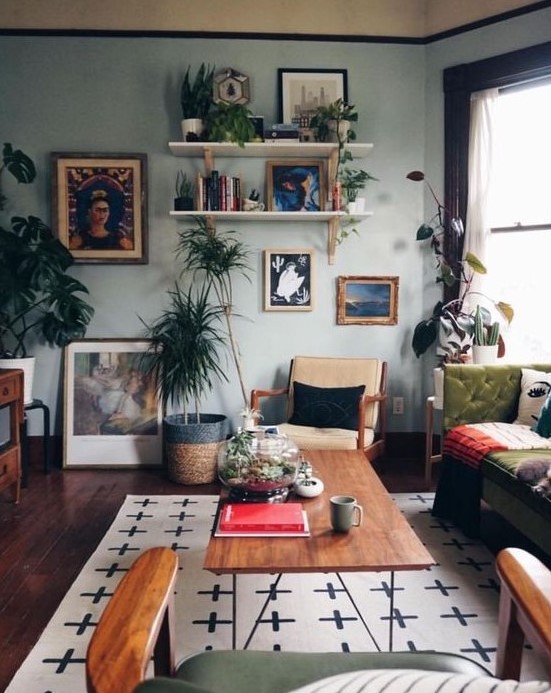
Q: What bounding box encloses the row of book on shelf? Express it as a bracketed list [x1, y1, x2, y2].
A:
[214, 502, 310, 537]
[196, 170, 242, 212]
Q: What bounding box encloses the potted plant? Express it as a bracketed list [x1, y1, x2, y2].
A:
[139, 217, 252, 484]
[205, 102, 256, 147]
[174, 170, 195, 211]
[310, 98, 358, 144]
[407, 170, 513, 363]
[340, 167, 378, 213]
[140, 283, 229, 484]
[0, 144, 94, 403]
[180, 63, 215, 141]
[472, 304, 500, 364]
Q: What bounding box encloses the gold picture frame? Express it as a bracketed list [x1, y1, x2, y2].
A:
[266, 160, 325, 212]
[52, 152, 148, 264]
[337, 276, 399, 325]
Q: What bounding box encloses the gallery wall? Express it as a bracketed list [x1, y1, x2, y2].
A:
[1, 6, 550, 436]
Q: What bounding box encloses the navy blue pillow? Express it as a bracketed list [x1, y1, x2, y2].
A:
[289, 381, 366, 431]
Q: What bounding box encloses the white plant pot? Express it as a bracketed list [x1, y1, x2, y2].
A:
[327, 119, 350, 143]
[472, 344, 499, 365]
[433, 367, 444, 409]
[181, 118, 204, 140]
[354, 196, 366, 213]
[0, 356, 36, 404]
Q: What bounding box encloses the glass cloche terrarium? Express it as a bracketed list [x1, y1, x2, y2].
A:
[218, 429, 300, 502]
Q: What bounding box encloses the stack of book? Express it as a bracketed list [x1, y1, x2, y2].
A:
[196, 170, 242, 211]
[214, 502, 310, 537]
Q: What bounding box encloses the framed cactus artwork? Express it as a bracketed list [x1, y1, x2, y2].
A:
[264, 248, 315, 311]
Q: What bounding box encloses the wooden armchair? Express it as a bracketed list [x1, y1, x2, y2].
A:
[250, 356, 387, 461]
[86, 546, 551, 693]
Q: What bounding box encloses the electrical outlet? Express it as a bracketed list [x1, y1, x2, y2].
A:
[393, 397, 404, 415]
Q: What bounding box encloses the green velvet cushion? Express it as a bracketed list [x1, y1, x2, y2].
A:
[289, 382, 365, 431]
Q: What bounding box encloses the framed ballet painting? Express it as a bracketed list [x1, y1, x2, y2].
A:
[52, 152, 148, 264]
[264, 248, 315, 311]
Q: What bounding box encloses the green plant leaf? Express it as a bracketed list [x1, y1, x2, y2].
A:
[464, 251, 487, 274]
[2, 143, 36, 184]
[416, 223, 434, 241]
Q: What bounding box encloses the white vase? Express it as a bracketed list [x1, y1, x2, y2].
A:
[472, 344, 499, 365]
[0, 356, 36, 404]
[181, 118, 204, 140]
[433, 367, 444, 408]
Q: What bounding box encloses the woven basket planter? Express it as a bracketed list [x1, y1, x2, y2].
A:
[164, 413, 227, 485]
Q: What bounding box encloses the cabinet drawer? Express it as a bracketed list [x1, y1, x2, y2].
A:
[0, 375, 18, 406]
[0, 447, 19, 489]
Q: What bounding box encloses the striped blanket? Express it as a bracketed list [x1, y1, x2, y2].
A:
[443, 422, 551, 469]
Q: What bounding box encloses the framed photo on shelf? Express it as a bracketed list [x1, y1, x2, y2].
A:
[63, 339, 163, 468]
[337, 276, 399, 325]
[277, 68, 348, 125]
[266, 160, 325, 212]
[264, 248, 315, 311]
[52, 152, 148, 264]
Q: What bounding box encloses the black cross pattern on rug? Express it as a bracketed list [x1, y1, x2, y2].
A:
[192, 611, 233, 633]
[319, 609, 359, 630]
[197, 583, 233, 602]
[478, 577, 500, 592]
[440, 605, 479, 625]
[405, 494, 434, 505]
[42, 648, 85, 673]
[125, 510, 154, 521]
[314, 581, 347, 600]
[380, 607, 418, 629]
[80, 585, 114, 604]
[108, 542, 141, 556]
[63, 612, 98, 635]
[132, 498, 160, 507]
[94, 562, 128, 578]
[457, 556, 492, 572]
[369, 580, 405, 598]
[429, 518, 456, 533]
[165, 525, 194, 538]
[255, 583, 292, 601]
[171, 498, 200, 507]
[442, 537, 478, 551]
[425, 578, 460, 596]
[460, 638, 496, 663]
[257, 610, 295, 632]
[169, 510, 198, 521]
[170, 540, 193, 552]
[117, 524, 148, 537]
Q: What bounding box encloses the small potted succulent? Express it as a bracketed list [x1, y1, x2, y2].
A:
[472, 304, 500, 364]
[174, 170, 195, 211]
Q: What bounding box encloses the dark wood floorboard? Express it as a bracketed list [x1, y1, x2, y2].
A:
[0, 453, 535, 690]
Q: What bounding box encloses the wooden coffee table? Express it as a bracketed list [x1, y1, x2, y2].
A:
[204, 449, 435, 650]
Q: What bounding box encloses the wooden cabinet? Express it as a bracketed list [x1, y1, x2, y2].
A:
[168, 141, 374, 264]
[0, 369, 24, 503]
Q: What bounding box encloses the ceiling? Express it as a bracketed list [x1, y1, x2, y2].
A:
[0, 0, 546, 38]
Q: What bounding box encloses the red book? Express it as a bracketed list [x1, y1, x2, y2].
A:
[218, 502, 306, 532]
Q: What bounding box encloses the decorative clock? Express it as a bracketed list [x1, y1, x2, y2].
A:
[213, 68, 250, 105]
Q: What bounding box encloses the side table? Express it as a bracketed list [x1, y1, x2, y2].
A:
[21, 398, 51, 487]
[425, 395, 442, 489]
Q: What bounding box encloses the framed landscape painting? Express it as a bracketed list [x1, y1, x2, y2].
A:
[52, 152, 148, 264]
[63, 339, 163, 468]
[337, 276, 399, 325]
[277, 68, 348, 125]
[264, 248, 315, 311]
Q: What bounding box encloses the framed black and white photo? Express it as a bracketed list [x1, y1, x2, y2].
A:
[52, 152, 148, 264]
[63, 339, 163, 468]
[264, 248, 315, 311]
[337, 276, 399, 325]
[277, 68, 348, 125]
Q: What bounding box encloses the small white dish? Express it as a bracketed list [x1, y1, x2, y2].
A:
[293, 477, 324, 498]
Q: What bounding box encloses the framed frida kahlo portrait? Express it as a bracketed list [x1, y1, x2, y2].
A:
[63, 339, 163, 468]
[52, 152, 148, 264]
[337, 276, 399, 325]
[266, 160, 325, 212]
[264, 248, 315, 311]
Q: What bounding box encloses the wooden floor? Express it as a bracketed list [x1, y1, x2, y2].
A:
[0, 453, 532, 691]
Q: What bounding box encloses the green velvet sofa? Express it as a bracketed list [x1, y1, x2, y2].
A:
[432, 363, 551, 556]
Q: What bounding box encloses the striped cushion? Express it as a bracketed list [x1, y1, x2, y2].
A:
[289, 669, 551, 693]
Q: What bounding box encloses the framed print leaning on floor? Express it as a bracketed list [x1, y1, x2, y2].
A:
[63, 339, 163, 468]
[337, 276, 399, 325]
[52, 152, 148, 264]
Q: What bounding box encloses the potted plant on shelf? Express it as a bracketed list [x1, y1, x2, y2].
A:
[340, 167, 379, 213]
[174, 170, 195, 211]
[310, 98, 358, 144]
[205, 102, 256, 147]
[407, 170, 513, 364]
[0, 144, 94, 403]
[139, 217, 252, 484]
[180, 63, 215, 141]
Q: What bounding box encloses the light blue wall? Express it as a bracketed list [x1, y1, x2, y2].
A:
[1, 10, 549, 436]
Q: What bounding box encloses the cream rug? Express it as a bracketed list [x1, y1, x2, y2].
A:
[6, 493, 545, 692]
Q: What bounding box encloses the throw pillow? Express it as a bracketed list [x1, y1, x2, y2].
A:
[514, 368, 551, 426]
[289, 382, 365, 431]
[534, 389, 551, 438]
[289, 669, 551, 693]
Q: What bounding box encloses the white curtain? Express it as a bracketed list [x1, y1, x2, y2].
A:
[462, 88, 499, 308]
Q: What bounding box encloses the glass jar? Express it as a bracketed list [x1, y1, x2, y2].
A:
[218, 430, 300, 502]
